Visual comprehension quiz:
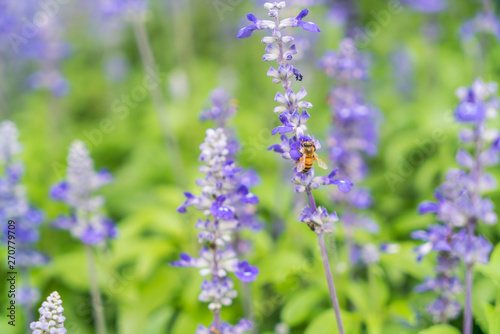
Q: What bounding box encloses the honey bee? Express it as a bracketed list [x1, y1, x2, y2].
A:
[296, 140, 328, 173]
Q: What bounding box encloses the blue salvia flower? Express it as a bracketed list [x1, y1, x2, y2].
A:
[172, 124, 259, 332]
[238, 3, 348, 205]
[50, 141, 116, 244]
[460, 9, 500, 43]
[0, 1, 70, 96]
[30, 291, 67, 334]
[413, 79, 498, 325]
[318, 38, 383, 267]
[200, 88, 238, 128]
[0, 121, 48, 308]
[199, 88, 262, 253]
[238, 2, 347, 332]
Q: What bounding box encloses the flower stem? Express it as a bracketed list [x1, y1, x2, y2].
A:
[21, 267, 34, 330]
[464, 263, 473, 334]
[307, 188, 345, 334]
[132, 18, 186, 186]
[242, 282, 256, 334]
[317, 233, 345, 334]
[463, 222, 475, 334]
[211, 220, 221, 331]
[85, 245, 107, 334]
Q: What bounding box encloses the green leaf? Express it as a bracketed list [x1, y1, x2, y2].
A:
[483, 303, 500, 334]
[418, 324, 461, 334]
[143, 307, 174, 334]
[389, 300, 417, 326]
[51, 251, 89, 290]
[472, 277, 498, 332]
[304, 309, 361, 334]
[281, 288, 323, 326]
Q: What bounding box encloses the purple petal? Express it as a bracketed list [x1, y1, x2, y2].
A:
[237, 25, 257, 39]
[242, 193, 259, 205]
[300, 110, 310, 123]
[493, 137, 500, 151]
[333, 179, 353, 192]
[235, 261, 259, 283]
[267, 144, 284, 153]
[289, 143, 302, 161]
[418, 201, 439, 214]
[456, 149, 475, 169]
[80, 225, 105, 245]
[247, 13, 258, 23]
[297, 9, 309, 20]
[298, 21, 321, 32]
[49, 181, 69, 201]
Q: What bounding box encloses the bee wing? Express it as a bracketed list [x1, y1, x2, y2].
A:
[314, 153, 328, 169]
[296, 156, 306, 172]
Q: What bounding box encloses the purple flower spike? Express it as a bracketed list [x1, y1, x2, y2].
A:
[0, 121, 48, 305]
[49, 141, 115, 244]
[235, 261, 259, 282]
[412, 78, 499, 325]
[174, 89, 261, 330]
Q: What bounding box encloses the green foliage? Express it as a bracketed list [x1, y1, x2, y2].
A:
[418, 324, 462, 334]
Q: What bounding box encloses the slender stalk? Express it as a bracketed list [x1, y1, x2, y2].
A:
[132, 18, 186, 185]
[242, 282, 256, 334]
[317, 233, 345, 334]
[307, 189, 345, 334]
[211, 220, 221, 331]
[21, 266, 34, 330]
[464, 264, 473, 334]
[463, 118, 484, 334]
[85, 245, 107, 334]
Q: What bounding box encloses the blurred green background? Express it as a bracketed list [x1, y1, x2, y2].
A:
[1, 0, 500, 333]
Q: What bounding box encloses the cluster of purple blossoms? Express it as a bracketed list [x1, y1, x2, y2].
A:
[238, 2, 351, 233]
[0, 121, 48, 308]
[2, 1, 70, 96]
[413, 78, 499, 323]
[199, 88, 262, 250]
[318, 38, 384, 266]
[172, 90, 260, 333]
[30, 291, 67, 334]
[237, 3, 350, 332]
[460, 4, 500, 43]
[50, 141, 116, 245]
[200, 88, 238, 128]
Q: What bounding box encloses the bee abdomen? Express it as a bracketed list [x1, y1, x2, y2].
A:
[303, 159, 313, 173]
